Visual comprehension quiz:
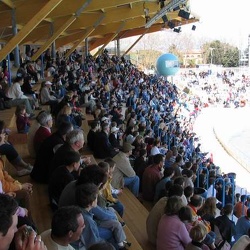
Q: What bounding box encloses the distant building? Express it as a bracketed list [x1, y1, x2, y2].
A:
[182, 49, 204, 68]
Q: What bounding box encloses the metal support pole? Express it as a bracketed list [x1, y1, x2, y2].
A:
[85, 38, 89, 58]
[7, 54, 11, 85]
[11, 9, 20, 68]
[117, 38, 120, 57]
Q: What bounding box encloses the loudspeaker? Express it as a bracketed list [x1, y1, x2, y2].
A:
[192, 25, 196, 31]
[168, 21, 175, 29]
[162, 15, 168, 23]
[178, 9, 190, 19]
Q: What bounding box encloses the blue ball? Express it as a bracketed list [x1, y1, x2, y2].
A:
[156, 53, 179, 76]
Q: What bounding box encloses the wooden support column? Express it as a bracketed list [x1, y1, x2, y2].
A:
[0, 0, 63, 62]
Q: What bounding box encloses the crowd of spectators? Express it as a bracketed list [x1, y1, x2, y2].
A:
[1, 48, 250, 250]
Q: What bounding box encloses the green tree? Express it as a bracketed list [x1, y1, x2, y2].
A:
[202, 40, 239, 66]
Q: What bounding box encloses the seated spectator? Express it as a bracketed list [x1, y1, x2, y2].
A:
[235, 208, 250, 241]
[93, 123, 119, 159]
[183, 169, 195, 189]
[156, 196, 190, 250]
[112, 143, 140, 197]
[146, 184, 184, 246]
[186, 223, 210, 250]
[234, 194, 248, 218]
[27, 111, 47, 158]
[56, 104, 79, 129]
[133, 148, 148, 191]
[48, 150, 81, 207]
[109, 126, 122, 150]
[154, 166, 174, 203]
[198, 197, 217, 223]
[102, 158, 124, 217]
[75, 183, 128, 250]
[41, 206, 85, 249]
[33, 111, 53, 154]
[49, 129, 86, 176]
[87, 120, 100, 151]
[5, 75, 35, 116]
[15, 104, 31, 134]
[31, 121, 73, 183]
[141, 154, 164, 202]
[0, 120, 33, 176]
[39, 81, 59, 114]
[0, 193, 46, 250]
[184, 186, 194, 203]
[213, 203, 236, 246]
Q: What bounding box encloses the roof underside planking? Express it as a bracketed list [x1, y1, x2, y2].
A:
[0, 0, 199, 60]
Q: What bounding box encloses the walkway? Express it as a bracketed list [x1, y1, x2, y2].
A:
[193, 107, 250, 193]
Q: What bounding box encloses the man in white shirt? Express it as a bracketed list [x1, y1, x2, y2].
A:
[41, 206, 85, 250]
[6, 75, 34, 115]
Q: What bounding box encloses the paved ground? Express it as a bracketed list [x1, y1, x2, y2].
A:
[193, 107, 250, 193]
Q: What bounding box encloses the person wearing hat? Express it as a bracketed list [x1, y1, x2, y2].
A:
[39, 80, 58, 114]
[112, 143, 140, 197]
[109, 126, 122, 150]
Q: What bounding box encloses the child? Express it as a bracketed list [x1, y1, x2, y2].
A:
[15, 104, 31, 134]
[103, 158, 124, 217]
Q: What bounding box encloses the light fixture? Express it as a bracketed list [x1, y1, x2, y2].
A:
[178, 9, 190, 19]
[162, 15, 168, 23]
[145, 0, 186, 28]
[173, 27, 181, 33]
[168, 21, 175, 29]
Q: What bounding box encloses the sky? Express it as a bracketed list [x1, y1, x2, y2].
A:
[189, 0, 250, 49]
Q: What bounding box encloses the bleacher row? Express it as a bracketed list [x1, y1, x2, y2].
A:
[1, 103, 154, 250]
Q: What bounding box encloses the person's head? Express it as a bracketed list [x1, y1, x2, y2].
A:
[98, 161, 110, 175]
[66, 129, 84, 151]
[168, 184, 184, 197]
[76, 183, 99, 209]
[189, 195, 203, 209]
[51, 206, 85, 243]
[15, 104, 26, 116]
[241, 195, 247, 203]
[189, 223, 207, 243]
[163, 167, 174, 178]
[104, 158, 116, 177]
[121, 142, 134, 155]
[59, 105, 72, 116]
[56, 121, 73, 137]
[178, 206, 193, 222]
[184, 186, 194, 199]
[88, 242, 115, 250]
[199, 197, 217, 217]
[90, 120, 100, 131]
[165, 195, 184, 215]
[38, 111, 53, 128]
[15, 75, 24, 85]
[221, 203, 233, 216]
[174, 176, 185, 187]
[153, 154, 165, 166]
[0, 194, 18, 250]
[65, 151, 81, 172]
[76, 165, 108, 190]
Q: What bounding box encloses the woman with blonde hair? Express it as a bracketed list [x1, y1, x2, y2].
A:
[198, 197, 217, 223]
[57, 104, 78, 129]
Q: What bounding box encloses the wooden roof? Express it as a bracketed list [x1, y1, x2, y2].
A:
[0, 0, 198, 61]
